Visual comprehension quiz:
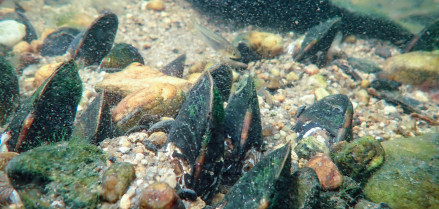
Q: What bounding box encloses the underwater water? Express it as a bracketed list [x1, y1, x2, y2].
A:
[0, 0, 438, 208]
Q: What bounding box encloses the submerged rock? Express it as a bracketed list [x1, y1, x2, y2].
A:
[5, 141, 107, 208]
[246, 31, 283, 58]
[381, 51, 439, 86]
[139, 182, 185, 209]
[364, 134, 439, 209]
[306, 153, 343, 190]
[331, 136, 385, 182]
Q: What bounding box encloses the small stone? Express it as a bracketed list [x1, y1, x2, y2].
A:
[267, 77, 281, 90]
[247, 31, 283, 58]
[148, 131, 168, 147]
[0, 20, 26, 47]
[33, 63, 62, 88]
[270, 68, 280, 77]
[314, 88, 330, 101]
[273, 94, 285, 103]
[308, 74, 328, 88]
[306, 153, 343, 190]
[111, 83, 185, 132]
[305, 64, 319, 75]
[383, 106, 398, 115]
[355, 89, 370, 104]
[118, 147, 130, 154]
[119, 194, 131, 209]
[285, 71, 299, 82]
[139, 182, 185, 209]
[187, 72, 202, 84]
[300, 94, 315, 105]
[294, 136, 330, 160]
[12, 41, 32, 54]
[101, 162, 136, 203]
[360, 80, 370, 88]
[147, 0, 165, 11]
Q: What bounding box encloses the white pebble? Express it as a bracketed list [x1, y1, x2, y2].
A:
[384, 106, 398, 115]
[300, 94, 315, 105]
[119, 194, 131, 209]
[0, 20, 26, 47]
[135, 153, 145, 162]
[118, 147, 130, 154]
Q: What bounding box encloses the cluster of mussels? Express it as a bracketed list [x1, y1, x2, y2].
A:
[1, 2, 437, 208]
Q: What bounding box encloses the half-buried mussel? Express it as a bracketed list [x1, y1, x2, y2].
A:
[214, 143, 296, 209]
[167, 68, 226, 203]
[69, 12, 118, 66]
[223, 74, 263, 184]
[41, 27, 81, 57]
[294, 17, 341, 67]
[294, 94, 353, 147]
[5, 59, 82, 152]
[73, 91, 114, 145]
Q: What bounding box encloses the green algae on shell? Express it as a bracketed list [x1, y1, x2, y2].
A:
[6, 59, 82, 153]
[167, 70, 225, 203]
[99, 43, 144, 73]
[216, 143, 296, 209]
[0, 57, 19, 126]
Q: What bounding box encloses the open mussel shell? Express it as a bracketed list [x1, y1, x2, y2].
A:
[160, 54, 186, 78]
[70, 12, 118, 66]
[294, 17, 341, 66]
[6, 59, 82, 152]
[73, 91, 113, 145]
[223, 74, 262, 180]
[0, 57, 19, 126]
[41, 27, 81, 56]
[404, 18, 439, 52]
[167, 70, 224, 203]
[294, 94, 353, 146]
[216, 143, 296, 209]
[99, 43, 144, 73]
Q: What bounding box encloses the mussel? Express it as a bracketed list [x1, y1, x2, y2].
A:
[0, 57, 19, 126]
[5, 59, 82, 152]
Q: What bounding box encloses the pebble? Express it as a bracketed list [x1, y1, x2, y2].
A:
[147, 0, 165, 11]
[384, 106, 398, 115]
[0, 20, 26, 47]
[285, 71, 299, 82]
[300, 94, 315, 105]
[119, 147, 131, 154]
[305, 64, 319, 75]
[306, 153, 343, 190]
[119, 194, 131, 209]
[314, 88, 330, 101]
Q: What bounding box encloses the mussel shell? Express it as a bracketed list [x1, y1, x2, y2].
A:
[217, 143, 295, 209]
[6, 59, 82, 152]
[294, 17, 341, 66]
[99, 43, 144, 73]
[209, 64, 232, 101]
[71, 12, 118, 66]
[73, 91, 113, 145]
[223, 75, 262, 179]
[294, 94, 353, 145]
[168, 70, 225, 202]
[41, 27, 81, 56]
[0, 57, 19, 126]
[160, 54, 186, 78]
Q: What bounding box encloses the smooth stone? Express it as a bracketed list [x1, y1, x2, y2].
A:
[314, 87, 330, 101]
[331, 136, 385, 182]
[111, 83, 185, 132]
[347, 57, 382, 73]
[382, 51, 439, 86]
[364, 134, 439, 209]
[148, 131, 168, 147]
[5, 141, 107, 208]
[101, 162, 136, 203]
[0, 20, 26, 47]
[306, 153, 343, 190]
[139, 182, 185, 209]
[96, 62, 191, 99]
[247, 31, 283, 58]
